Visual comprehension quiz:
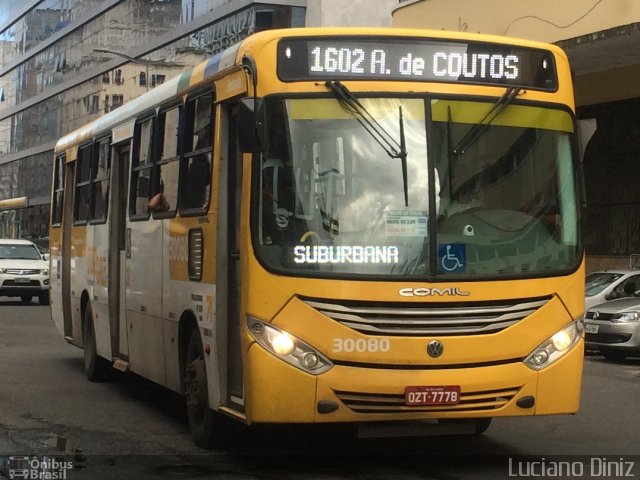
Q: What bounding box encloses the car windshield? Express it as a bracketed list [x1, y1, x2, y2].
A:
[0, 244, 42, 260]
[585, 272, 624, 297]
[252, 96, 581, 279]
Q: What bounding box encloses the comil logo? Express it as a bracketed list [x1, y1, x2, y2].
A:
[399, 287, 470, 297]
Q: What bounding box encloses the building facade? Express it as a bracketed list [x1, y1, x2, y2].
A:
[393, 0, 640, 270]
[0, 0, 396, 243]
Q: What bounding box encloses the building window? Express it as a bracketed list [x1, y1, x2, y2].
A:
[55, 53, 67, 72]
[89, 95, 100, 114]
[255, 10, 274, 31]
[114, 69, 123, 84]
[111, 95, 124, 110]
[102, 72, 110, 83]
[151, 74, 165, 87]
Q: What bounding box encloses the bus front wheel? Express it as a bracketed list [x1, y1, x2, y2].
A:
[185, 328, 216, 448]
[83, 303, 111, 382]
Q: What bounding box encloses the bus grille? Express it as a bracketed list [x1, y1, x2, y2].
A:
[335, 387, 520, 414]
[303, 297, 549, 336]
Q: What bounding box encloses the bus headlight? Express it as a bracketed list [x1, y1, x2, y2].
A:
[248, 317, 333, 375]
[271, 331, 295, 355]
[524, 320, 583, 371]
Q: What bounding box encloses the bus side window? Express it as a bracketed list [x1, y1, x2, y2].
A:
[180, 91, 213, 214]
[51, 155, 65, 226]
[91, 137, 110, 222]
[130, 117, 154, 219]
[151, 105, 181, 215]
[73, 145, 92, 223]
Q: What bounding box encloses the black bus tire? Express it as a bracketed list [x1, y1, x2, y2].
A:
[83, 303, 111, 382]
[184, 328, 216, 448]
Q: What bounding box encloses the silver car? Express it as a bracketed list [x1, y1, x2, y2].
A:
[584, 297, 640, 361]
[585, 269, 640, 311]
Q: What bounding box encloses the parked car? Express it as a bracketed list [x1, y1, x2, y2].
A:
[584, 269, 640, 311]
[0, 239, 50, 305]
[584, 296, 640, 361]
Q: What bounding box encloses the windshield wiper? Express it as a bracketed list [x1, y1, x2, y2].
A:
[452, 87, 522, 157]
[325, 80, 410, 206]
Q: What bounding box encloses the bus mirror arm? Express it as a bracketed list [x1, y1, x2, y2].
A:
[238, 96, 266, 153]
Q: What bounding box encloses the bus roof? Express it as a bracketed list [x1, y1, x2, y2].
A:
[54, 27, 567, 155]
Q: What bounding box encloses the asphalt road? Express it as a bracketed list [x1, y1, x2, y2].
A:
[1, 299, 639, 479]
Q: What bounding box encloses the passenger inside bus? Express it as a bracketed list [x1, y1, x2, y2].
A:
[148, 180, 170, 212]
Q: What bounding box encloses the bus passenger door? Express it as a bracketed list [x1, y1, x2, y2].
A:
[108, 142, 130, 359]
[217, 104, 244, 409]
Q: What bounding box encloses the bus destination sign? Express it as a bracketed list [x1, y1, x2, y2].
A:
[277, 37, 557, 90]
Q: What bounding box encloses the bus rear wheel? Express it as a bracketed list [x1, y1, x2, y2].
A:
[83, 303, 111, 382]
[184, 328, 216, 448]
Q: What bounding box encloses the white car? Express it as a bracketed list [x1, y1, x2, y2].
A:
[0, 239, 50, 305]
[585, 269, 640, 311]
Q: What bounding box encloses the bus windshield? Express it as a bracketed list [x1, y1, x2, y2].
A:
[253, 96, 581, 278]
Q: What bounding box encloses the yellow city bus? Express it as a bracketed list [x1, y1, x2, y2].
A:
[49, 27, 585, 446]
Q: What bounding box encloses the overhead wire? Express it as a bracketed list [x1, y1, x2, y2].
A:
[503, 0, 604, 36]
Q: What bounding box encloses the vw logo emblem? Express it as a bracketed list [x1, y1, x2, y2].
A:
[427, 340, 444, 358]
[593, 311, 600, 320]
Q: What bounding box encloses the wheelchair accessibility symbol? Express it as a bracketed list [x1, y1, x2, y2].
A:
[438, 243, 466, 273]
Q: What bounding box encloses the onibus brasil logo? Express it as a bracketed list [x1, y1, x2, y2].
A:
[5, 456, 73, 480]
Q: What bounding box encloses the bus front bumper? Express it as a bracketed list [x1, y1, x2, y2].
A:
[244, 338, 584, 424]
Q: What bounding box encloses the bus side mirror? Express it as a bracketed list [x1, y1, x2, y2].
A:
[238, 97, 266, 153]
